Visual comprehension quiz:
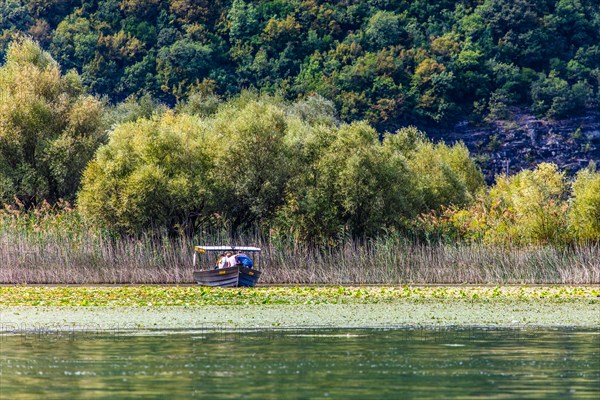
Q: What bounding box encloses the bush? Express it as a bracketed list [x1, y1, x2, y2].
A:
[456, 163, 570, 245]
[569, 165, 600, 242]
[400, 129, 484, 211]
[531, 73, 591, 118]
[209, 97, 297, 229]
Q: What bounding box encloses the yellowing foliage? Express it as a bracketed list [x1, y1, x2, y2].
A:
[569, 166, 600, 242]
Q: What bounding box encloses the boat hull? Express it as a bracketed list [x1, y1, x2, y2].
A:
[193, 266, 262, 287]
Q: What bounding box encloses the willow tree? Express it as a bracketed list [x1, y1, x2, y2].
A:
[209, 97, 298, 230]
[78, 112, 216, 234]
[569, 165, 600, 242]
[0, 37, 105, 206]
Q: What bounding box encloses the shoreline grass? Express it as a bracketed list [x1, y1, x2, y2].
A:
[1, 230, 599, 284]
[1, 286, 598, 307]
[1, 205, 599, 285]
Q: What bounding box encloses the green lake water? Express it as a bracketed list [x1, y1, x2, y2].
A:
[1, 328, 598, 399]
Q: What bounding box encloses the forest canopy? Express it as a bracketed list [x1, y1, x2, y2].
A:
[0, 39, 597, 245]
[0, 0, 598, 130]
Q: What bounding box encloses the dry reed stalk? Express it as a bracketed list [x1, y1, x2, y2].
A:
[0, 231, 598, 284]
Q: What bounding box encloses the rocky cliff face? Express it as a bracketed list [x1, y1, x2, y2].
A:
[427, 111, 600, 183]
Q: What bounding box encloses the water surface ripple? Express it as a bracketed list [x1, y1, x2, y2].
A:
[1, 328, 598, 399]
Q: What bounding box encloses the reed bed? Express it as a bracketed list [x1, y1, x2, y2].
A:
[1, 230, 598, 284]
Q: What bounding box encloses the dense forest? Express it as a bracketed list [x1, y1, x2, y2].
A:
[0, 38, 598, 246]
[1, 0, 599, 130]
[0, 1, 599, 245]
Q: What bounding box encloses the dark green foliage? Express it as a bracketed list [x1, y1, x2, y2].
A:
[531, 72, 591, 118]
[1, 0, 598, 123]
[156, 39, 212, 98]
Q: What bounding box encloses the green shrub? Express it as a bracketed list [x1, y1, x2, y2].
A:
[569, 165, 600, 242]
[468, 163, 570, 245]
[209, 97, 296, 229]
[531, 73, 591, 118]
[402, 130, 484, 211]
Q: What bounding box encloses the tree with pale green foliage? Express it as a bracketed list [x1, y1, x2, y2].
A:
[78, 112, 215, 234]
[0, 37, 105, 207]
[78, 94, 484, 239]
[401, 129, 485, 212]
[277, 121, 419, 241]
[209, 95, 297, 230]
[569, 165, 600, 242]
[455, 163, 571, 245]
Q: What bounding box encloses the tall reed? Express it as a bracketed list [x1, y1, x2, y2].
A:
[1, 228, 598, 284]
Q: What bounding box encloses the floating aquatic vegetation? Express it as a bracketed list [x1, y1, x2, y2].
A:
[0, 286, 597, 307]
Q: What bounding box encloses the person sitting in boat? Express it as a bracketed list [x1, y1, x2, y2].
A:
[227, 251, 238, 268]
[216, 253, 231, 269]
[235, 251, 254, 269]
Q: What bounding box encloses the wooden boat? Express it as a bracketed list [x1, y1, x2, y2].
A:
[192, 245, 262, 287]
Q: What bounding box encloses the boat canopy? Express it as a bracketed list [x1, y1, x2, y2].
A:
[195, 245, 261, 253]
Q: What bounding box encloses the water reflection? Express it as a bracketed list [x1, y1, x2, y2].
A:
[1, 328, 598, 399]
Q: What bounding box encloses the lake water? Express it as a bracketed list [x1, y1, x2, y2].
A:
[1, 327, 598, 399]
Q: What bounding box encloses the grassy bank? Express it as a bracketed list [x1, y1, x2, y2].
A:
[1, 286, 598, 307]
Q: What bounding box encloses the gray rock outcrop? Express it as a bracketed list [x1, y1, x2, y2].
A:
[427, 111, 600, 183]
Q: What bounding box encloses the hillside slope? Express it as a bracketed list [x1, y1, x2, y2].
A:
[1, 0, 599, 175]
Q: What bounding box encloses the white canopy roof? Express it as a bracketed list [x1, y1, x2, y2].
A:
[195, 245, 261, 252]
